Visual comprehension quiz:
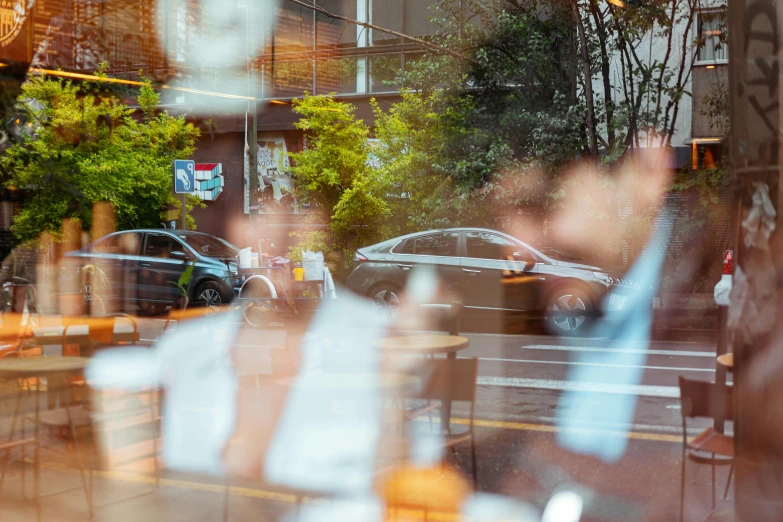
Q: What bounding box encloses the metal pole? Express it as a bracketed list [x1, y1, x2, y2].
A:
[248, 0, 259, 223]
[715, 305, 728, 434]
[180, 193, 187, 230]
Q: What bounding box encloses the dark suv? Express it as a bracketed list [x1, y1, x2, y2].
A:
[60, 229, 241, 314]
[346, 228, 632, 335]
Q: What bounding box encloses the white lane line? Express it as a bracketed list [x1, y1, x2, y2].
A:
[522, 344, 715, 357]
[472, 356, 713, 372]
[477, 376, 680, 398]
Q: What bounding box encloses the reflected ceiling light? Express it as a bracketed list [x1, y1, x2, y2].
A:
[28, 68, 256, 101]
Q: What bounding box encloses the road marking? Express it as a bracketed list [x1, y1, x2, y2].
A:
[94, 469, 465, 521]
[522, 344, 715, 357]
[471, 356, 713, 372]
[476, 376, 680, 398]
[449, 410, 698, 435]
[452, 417, 683, 443]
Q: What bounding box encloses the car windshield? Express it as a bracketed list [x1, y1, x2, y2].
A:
[179, 234, 238, 259]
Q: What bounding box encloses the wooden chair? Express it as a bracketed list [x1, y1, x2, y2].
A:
[678, 376, 734, 522]
[402, 300, 464, 422]
[413, 357, 479, 489]
[61, 313, 139, 357]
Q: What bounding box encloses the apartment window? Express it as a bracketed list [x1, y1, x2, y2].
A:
[692, 141, 723, 170]
[369, 55, 402, 92]
[696, 11, 727, 64]
[371, 1, 403, 45]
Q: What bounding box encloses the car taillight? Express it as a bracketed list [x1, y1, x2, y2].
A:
[354, 252, 368, 265]
[723, 250, 733, 275]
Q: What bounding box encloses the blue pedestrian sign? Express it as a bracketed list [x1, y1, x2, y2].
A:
[174, 160, 195, 194]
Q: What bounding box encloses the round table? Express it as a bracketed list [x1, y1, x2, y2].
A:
[276, 372, 419, 394]
[717, 353, 733, 369]
[374, 334, 470, 356]
[374, 334, 471, 433]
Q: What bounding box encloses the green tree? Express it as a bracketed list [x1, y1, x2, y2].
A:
[288, 94, 391, 275]
[0, 71, 201, 242]
[383, 0, 583, 230]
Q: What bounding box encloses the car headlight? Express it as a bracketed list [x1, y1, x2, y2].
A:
[593, 272, 617, 285]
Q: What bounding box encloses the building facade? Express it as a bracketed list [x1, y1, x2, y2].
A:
[1, 0, 439, 246]
[1, 0, 726, 247]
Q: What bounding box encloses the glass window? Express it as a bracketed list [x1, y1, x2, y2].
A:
[405, 0, 436, 37]
[693, 143, 723, 170]
[697, 11, 727, 63]
[180, 234, 239, 258]
[466, 232, 521, 260]
[144, 234, 183, 259]
[91, 233, 140, 255]
[316, 57, 361, 94]
[395, 238, 414, 254]
[372, 1, 402, 45]
[275, 3, 315, 53]
[410, 233, 458, 257]
[370, 54, 402, 92]
[273, 60, 314, 98]
[317, 0, 358, 47]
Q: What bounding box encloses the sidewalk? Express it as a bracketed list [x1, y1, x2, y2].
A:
[1, 462, 297, 522]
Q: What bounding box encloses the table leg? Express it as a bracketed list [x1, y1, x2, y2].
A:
[64, 389, 93, 516]
[0, 386, 24, 493]
[440, 352, 457, 434]
[34, 379, 41, 522]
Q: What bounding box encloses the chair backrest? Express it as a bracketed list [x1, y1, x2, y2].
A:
[678, 376, 733, 422]
[418, 357, 478, 404]
[0, 312, 30, 343]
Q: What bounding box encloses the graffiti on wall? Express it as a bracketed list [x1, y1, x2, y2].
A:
[244, 136, 294, 214]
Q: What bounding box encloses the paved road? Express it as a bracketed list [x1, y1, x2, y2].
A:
[138, 318, 718, 433]
[132, 317, 729, 521]
[458, 332, 720, 432]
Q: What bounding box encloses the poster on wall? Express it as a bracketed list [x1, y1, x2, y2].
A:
[244, 135, 294, 214]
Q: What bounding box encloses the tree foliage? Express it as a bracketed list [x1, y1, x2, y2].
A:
[0, 70, 201, 242]
[288, 94, 392, 274]
[351, 0, 583, 234]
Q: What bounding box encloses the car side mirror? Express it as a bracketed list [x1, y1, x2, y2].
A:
[513, 251, 536, 270]
[170, 250, 188, 259]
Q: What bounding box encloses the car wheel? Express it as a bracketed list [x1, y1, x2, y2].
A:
[196, 281, 224, 312]
[369, 283, 402, 318]
[241, 278, 277, 328]
[545, 287, 594, 336]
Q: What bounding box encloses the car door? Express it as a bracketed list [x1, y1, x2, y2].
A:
[81, 231, 143, 311]
[391, 232, 462, 304]
[137, 232, 192, 308]
[459, 231, 540, 312]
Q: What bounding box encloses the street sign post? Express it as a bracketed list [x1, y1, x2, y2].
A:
[174, 160, 195, 230]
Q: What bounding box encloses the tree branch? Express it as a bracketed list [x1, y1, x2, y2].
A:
[662, 0, 699, 146]
[652, 0, 678, 131]
[572, 0, 599, 158]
